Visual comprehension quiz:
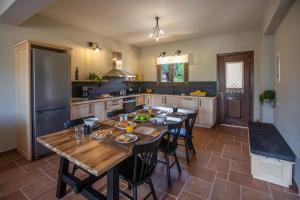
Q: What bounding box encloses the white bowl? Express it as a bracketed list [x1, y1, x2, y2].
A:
[154, 115, 166, 124]
[84, 117, 98, 127]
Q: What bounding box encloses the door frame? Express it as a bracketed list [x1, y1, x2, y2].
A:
[217, 51, 254, 126]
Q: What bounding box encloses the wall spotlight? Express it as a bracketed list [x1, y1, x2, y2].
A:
[87, 42, 102, 51]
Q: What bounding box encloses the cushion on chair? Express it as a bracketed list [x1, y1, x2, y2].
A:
[170, 128, 187, 137]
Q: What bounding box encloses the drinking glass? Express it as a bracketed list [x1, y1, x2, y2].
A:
[126, 125, 134, 134]
[74, 125, 83, 139]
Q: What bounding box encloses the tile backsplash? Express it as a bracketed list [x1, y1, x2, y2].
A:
[72, 78, 217, 97]
[137, 81, 217, 96]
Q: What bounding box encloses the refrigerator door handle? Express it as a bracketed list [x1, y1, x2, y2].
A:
[37, 107, 69, 114]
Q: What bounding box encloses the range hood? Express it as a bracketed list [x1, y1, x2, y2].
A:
[104, 52, 135, 78]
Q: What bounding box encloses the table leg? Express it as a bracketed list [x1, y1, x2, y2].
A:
[56, 156, 69, 198]
[107, 165, 119, 200]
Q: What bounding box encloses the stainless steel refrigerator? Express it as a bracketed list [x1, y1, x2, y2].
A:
[32, 48, 70, 160]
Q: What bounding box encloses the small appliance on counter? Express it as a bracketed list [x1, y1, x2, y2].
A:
[81, 86, 89, 97]
[120, 89, 127, 96]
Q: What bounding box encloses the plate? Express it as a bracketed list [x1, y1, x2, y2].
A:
[114, 121, 137, 130]
[115, 134, 138, 144]
[91, 130, 112, 139]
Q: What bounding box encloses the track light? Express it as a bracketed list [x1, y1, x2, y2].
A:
[87, 42, 102, 51]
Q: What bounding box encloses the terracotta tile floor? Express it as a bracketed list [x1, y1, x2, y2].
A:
[0, 125, 299, 200]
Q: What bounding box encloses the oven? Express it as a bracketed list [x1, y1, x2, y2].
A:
[123, 97, 136, 113]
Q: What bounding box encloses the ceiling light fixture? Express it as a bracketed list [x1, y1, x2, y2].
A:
[160, 52, 166, 57]
[87, 42, 102, 52]
[174, 50, 181, 56]
[149, 16, 164, 42]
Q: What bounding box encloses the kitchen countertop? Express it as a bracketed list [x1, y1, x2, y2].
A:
[72, 93, 217, 105]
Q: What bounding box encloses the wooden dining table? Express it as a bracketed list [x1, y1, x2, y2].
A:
[37, 107, 195, 200]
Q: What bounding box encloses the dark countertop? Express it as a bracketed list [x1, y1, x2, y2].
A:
[72, 93, 217, 105]
[248, 122, 295, 162]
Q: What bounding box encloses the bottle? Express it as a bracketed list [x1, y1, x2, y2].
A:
[75, 67, 79, 80]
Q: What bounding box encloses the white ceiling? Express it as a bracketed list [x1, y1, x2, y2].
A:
[38, 0, 269, 47]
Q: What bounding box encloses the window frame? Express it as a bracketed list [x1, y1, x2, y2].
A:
[157, 63, 189, 85]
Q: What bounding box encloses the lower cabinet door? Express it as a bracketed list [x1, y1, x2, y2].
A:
[71, 104, 90, 120]
[179, 97, 199, 124]
[151, 95, 165, 106]
[165, 96, 179, 107]
[136, 95, 145, 105]
[198, 98, 211, 127]
[91, 102, 106, 120]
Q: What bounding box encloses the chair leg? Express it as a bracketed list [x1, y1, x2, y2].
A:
[174, 151, 181, 173]
[165, 153, 172, 187]
[148, 179, 157, 200]
[191, 140, 196, 154]
[133, 186, 138, 200]
[184, 137, 190, 163]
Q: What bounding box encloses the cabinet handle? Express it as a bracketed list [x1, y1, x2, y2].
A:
[199, 100, 201, 107]
[89, 104, 92, 113]
[104, 102, 107, 111]
[184, 97, 192, 100]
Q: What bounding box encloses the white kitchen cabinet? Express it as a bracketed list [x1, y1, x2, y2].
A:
[198, 98, 211, 127]
[178, 97, 199, 110]
[150, 94, 165, 106]
[136, 95, 145, 105]
[71, 104, 90, 120]
[178, 96, 199, 124]
[145, 94, 152, 105]
[178, 96, 217, 128]
[165, 96, 179, 107]
[91, 101, 106, 121]
[106, 99, 123, 112]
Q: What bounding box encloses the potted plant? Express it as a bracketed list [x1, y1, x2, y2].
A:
[259, 90, 276, 107]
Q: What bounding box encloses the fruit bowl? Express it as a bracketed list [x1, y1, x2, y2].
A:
[134, 114, 150, 122]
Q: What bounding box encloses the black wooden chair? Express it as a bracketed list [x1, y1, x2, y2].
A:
[64, 115, 95, 129]
[177, 111, 198, 163]
[106, 109, 124, 118]
[158, 120, 184, 187]
[118, 133, 164, 200]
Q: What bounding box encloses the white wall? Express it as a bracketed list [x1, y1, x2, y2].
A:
[0, 16, 139, 152]
[274, 0, 300, 187]
[139, 30, 262, 121]
[259, 35, 275, 122]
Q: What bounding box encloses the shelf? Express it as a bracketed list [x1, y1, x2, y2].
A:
[71, 80, 109, 83]
[125, 80, 145, 83]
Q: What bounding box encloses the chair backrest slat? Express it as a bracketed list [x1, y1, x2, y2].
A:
[132, 133, 163, 184]
[166, 120, 185, 148]
[185, 111, 198, 136]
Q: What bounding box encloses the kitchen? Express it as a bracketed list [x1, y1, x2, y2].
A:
[1, 0, 300, 200]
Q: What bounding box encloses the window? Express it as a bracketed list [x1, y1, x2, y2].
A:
[157, 55, 189, 84]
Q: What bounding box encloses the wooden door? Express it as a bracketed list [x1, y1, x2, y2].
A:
[217, 51, 253, 127]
